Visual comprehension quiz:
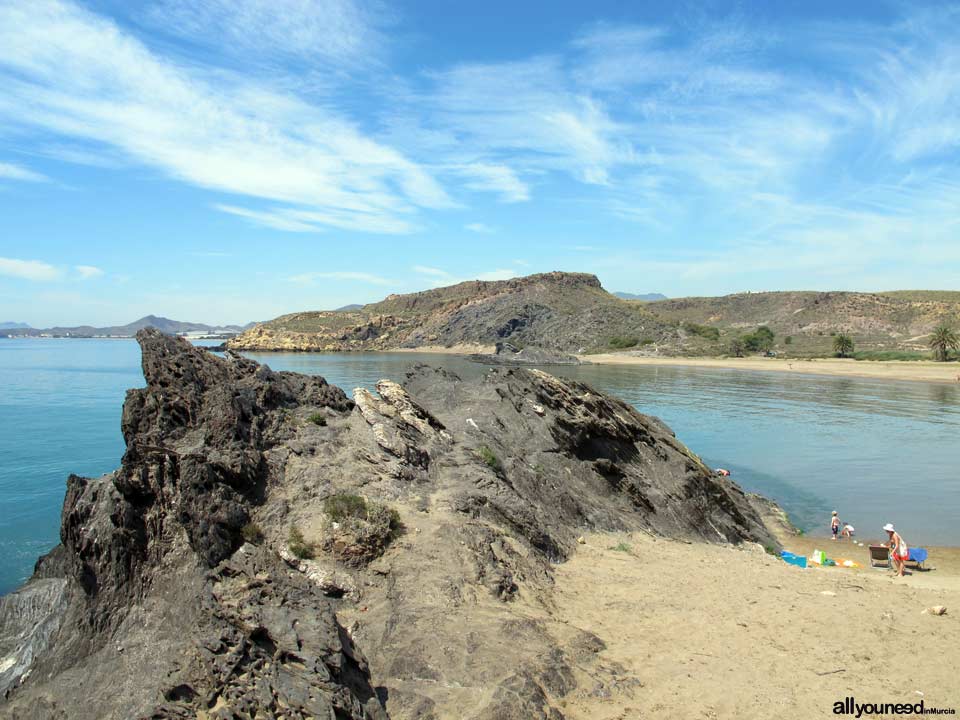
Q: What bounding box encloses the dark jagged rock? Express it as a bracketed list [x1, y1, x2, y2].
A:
[2, 329, 775, 719]
[1, 330, 379, 719]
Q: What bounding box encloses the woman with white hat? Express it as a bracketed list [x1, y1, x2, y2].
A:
[884, 523, 909, 577]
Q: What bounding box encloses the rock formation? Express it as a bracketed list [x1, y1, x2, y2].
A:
[227, 271, 669, 354]
[1, 329, 775, 719]
[468, 342, 584, 366]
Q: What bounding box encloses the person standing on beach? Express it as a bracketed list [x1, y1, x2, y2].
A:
[831, 511, 840, 540]
[884, 523, 909, 577]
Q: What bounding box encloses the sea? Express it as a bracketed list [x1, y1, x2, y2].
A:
[2, 337, 959, 594]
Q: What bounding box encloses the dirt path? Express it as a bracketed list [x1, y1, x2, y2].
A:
[552, 533, 959, 719]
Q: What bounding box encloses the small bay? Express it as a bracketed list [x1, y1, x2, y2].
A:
[2, 338, 958, 594]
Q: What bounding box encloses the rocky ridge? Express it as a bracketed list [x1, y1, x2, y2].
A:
[228, 272, 960, 356]
[1, 329, 775, 719]
[228, 272, 668, 354]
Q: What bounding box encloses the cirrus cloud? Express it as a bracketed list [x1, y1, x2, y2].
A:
[0, 257, 62, 281]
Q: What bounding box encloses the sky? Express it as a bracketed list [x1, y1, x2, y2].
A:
[1, 0, 959, 326]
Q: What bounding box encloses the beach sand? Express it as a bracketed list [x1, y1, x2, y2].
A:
[584, 353, 960, 385]
[551, 531, 960, 718]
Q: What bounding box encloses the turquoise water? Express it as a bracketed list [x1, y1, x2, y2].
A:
[2, 338, 959, 594]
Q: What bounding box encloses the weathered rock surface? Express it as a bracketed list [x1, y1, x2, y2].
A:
[2, 329, 776, 719]
[468, 342, 584, 366]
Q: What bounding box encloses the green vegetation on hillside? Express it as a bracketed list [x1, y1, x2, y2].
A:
[833, 333, 855, 358]
[231, 275, 960, 359]
[928, 325, 959, 362]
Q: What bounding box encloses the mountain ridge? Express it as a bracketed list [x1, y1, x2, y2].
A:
[228, 272, 960, 356]
[2, 315, 255, 338]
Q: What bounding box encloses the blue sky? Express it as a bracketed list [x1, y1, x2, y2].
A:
[1, 0, 959, 326]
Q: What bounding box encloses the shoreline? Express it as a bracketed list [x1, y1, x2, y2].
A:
[582, 352, 960, 384]
[42, 332, 948, 385]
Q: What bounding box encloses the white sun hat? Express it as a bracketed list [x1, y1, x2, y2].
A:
[883, 523, 895, 532]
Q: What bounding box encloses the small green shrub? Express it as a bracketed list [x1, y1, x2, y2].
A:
[476, 445, 502, 472]
[323, 493, 368, 521]
[685, 323, 720, 341]
[743, 326, 775, 352]
[288, 526, 315, 560]
[366, 502, 404, 539]
[608, 335, 639, 349]
[609, 542, 631, 553]
[784, 336, 792, 345]
[307, 412, 327, 426]
[241, 522, 264, 545]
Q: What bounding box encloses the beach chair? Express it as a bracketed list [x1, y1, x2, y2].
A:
[907, 548, 928, 570]
[868, 545, 890, 569]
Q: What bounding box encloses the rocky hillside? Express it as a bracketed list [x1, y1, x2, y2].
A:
[1, 330, 773, 719]
[229, 273, 960, 356]
[228, 272, 671, 353]
[644, 290, 960, 355]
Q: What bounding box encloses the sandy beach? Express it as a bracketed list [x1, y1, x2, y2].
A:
[552, 531, 960, 718]
[584, 353, 960, 384]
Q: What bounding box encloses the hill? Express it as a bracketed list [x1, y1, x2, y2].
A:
[2, 315, 253, 338]
[229, 274, 960, 357]
[0, 321, 30, 330]
[229, 272, 672, 353]
[644, 290, 960, 356]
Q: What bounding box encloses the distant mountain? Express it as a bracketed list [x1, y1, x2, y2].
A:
[614, 292, 668, 301]
[1, 316, 254, 338]
[0, 321, 31, 329]
[334, 304, 364, 312]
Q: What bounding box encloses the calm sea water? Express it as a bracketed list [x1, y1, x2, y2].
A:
[2, 338, 958, 594]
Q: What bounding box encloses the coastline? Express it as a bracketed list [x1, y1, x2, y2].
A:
[583, 352, 960, 385]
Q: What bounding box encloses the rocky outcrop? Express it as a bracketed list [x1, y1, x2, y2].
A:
[2, 329, 775, 719]
[228, 271, 668, 354]
[469, 342, 584, 366]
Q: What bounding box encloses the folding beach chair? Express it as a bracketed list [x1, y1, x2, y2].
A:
[906, 548, 928, 570]
[868, 545, 890, 569]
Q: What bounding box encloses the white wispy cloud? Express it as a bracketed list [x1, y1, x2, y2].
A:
[0, 162, 48, 182]
[464, 222, 495, 234]
[0, 257, 61, 281]
[0, 0, 447, 235]
[412, 265, 448, 277]
[75, 265, 103, 279]
[147, 0, 388, 68]
[289, 271, 392, 285]
[455, 163, 530, 202]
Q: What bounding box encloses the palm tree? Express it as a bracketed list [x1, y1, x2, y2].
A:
[833, 333, 854, 358]
[928, 325, 959, 362]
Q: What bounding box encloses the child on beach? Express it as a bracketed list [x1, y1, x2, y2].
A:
[884, 523, 909, 577]
[841, 522, 855, 539]
[831, 511, 840, 540]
